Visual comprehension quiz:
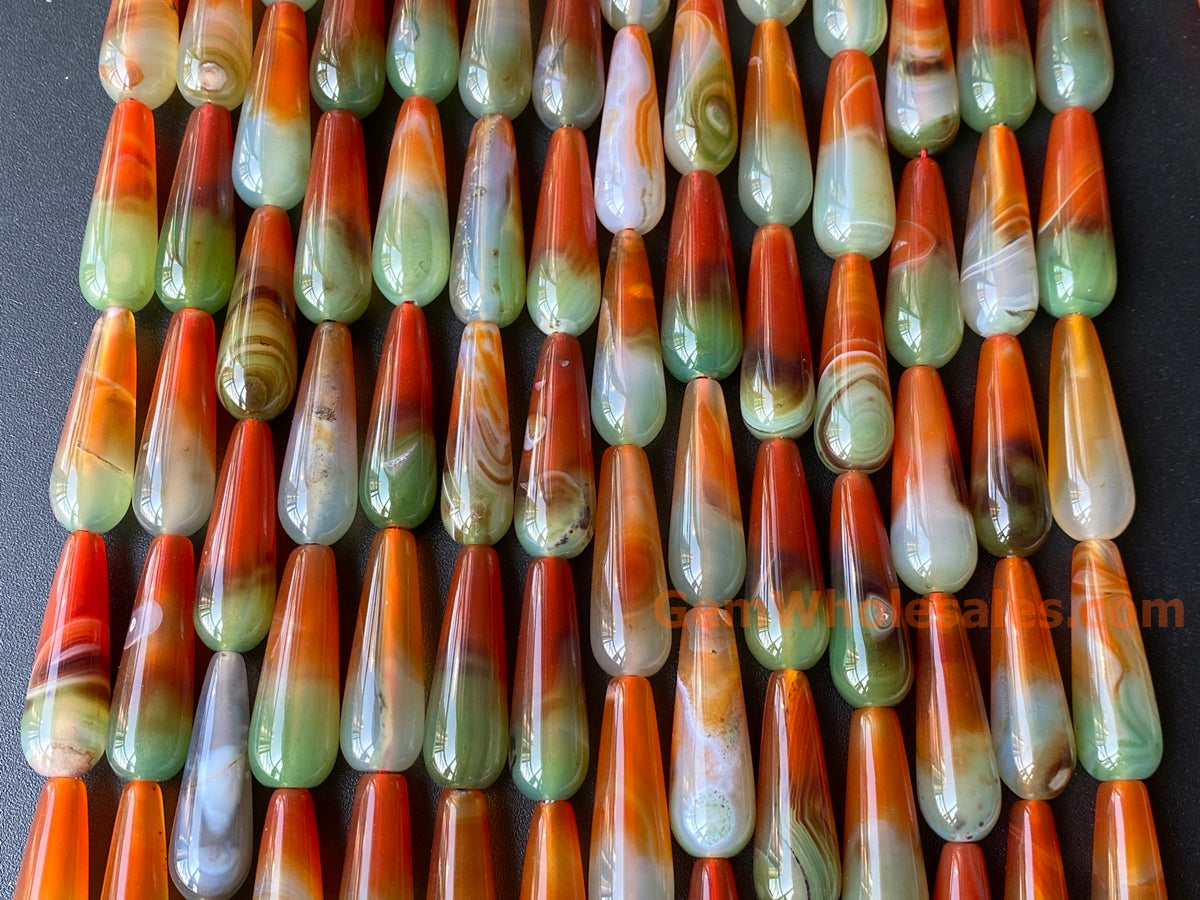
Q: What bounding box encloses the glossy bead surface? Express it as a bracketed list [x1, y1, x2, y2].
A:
[886, 0, 958, 156]
[458, 0, 532, 118]
[14, 778, 88, 900]
[249, 546, 341, 788]
[387, 0, 460, 102]
[600, 0, 669, 32]
[101, 781, 169, 900]
[176, 0, 252, 108]
[533, 0, 604, 129]
[1004, 801, 1068, 900]
[1092, 781, 1167, 900]
[311, 0, 387, 116]
[1035, 0, 1113, 112]
[522, 802, 585, 900]
[737, 0, 806, 25]
[813, 0, 887, 57]
[339, 774, 414, 900]
[933, 843, 990, 900]
[429, 790, 498, 900]
[956, 0, 1036, 131]
[662, 0, 737, 175]
[252, 789, 323, 899]
[99, 0, 179, 108]
[689, 859, 738, 899]
[50, 307, 136, 533]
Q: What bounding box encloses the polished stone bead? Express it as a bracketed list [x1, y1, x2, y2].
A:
[970, 334, 1052, 557]
[591, 445, 671, 677]
[450, 114, 526, 326]
[156, 102, 235, 313]
[1047, 315, 1135, 540]
[233, 2, 310, 210]
[252, 790, 323, 899]
[339, 774, 415, 900]
[1035, 0, 1113, 112]
[961, 125, 1038, 337]
[991, 557, 1075, 800]
[591, 230, 667, 446]
[99, 0, 179, 108]
[14, 778, 88, 900]
[388, 0, 460, 101]
[521, 802, 585, 900]
[195, 419, 277, 652]
[915, 594, 1002, 842]
[440, 321, 514, 545]
[689, 858, 738, 899]
[600, 0, 669, 32]
[176, 0, 252, 109]
[956, 0, 1036, 131]
[101, 781, 169, 900]
[813, 0, 886, 57]
[50, 307, 136, 533]
[829, 472, 913, 707]
[342, 528, 426, 773]
[79, 98, 157, 312]
[815, 254, 893, 474]
[663, 0, 737, 175]
[134, 309, 217, 536]
[108, 534, 195, 781]
[250, 546, 341, 788]
[374, 96, 450, 307]
[589, 676, 674, 900]
[1071, 540, 1162, 781]
[885, 154, 962, 367]
[425, 546, 509, 789]
[170, 652, 253, 900]
[1004, 801, 1068, 900]
[814, 51, 894, 259]
[216, 205, 298, 420]
[1038, 107, 1116, 318]
[934, 843, 990, 900]
[296, 110, 373, 324]
[458, 0, 532, 118]
[886, 0, 959, 156]
[429, 790, 498, 900]
[1092, 781, 1167, 900]
[533, 0, 604, 129]
[311, 0, 386, 116]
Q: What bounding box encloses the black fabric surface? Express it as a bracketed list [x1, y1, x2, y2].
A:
[2, 1, 1199, 897]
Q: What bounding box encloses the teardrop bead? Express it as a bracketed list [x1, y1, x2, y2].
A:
[50, 307, 136, 533]
[1004, 801, 1069, 900]
[527, 127, 601, 336]
[753, 669, 841, 900]
[670, 606, 756, 858]
[1091, 781, 1167, 900]
[594, 25, 665, 235]
[829, 472, 913, 708]
[815, 253, 893, 474]
[216, 204, 299, 420]
[960, 124, 1038, 337]
[195, 418, 277, 652]
[662, 171, 742, 382]
[14, 778, 88, 900]
[589, 676, 674, 900]
[79, 98, 157, 312]
[101, 781, 169, 900]
[249, 545, 341, 788]
[373, 96, 450, 307]
[387, 0, 460, 102]
[1035, 0, 1113, 113]
[689, 858, 738, 899]
[521, 802, 586, 900]
[891, 366, 977, 594]
[1071, 539, 1163, 781]
[170, 652, 253, 900]
[885, 0, 959, 156]
[670, 377, 745, 606]
[341, 528, 425, 773]
[108, 534, 195, 781]
[156, 101, 235, 313]
[361, 303, 437, 530]
[176, 0, 252, 109]
[933, 843, 990, 900]
[970, 334, 1051, 558]
[311, 0, 387, 116]
[600, 0, 669, 33]
[449, 114, 526, 326]
[339, 773, 415, 900]
[737, 0, 806, 25]
[842, 707, 928, 900]
[813, 50, 895, 259]
[429, 790, 498, 900]
[425, 545, 509, 789]
[739, 20, 812, 228]
[252, 789, 323, 899]
[1037, 107, 1116, 318]
[885, 153, 962, 368]
[956, 0, 1036, 131]
[133, 309, 216, 536]
[440, 321, 514, 545]
[915, 593, 1002, 842]
[457, 0, 532, 118]
[233, 2, 310, 210]
[744, 439, 828, 670]
[591, 229, 667, 446]
[1047, 314, 1135, 540]
[295, 110, 373, 324]
[991, 557, 1075, 800]
[278, 322, 359, 545]
[22, 534, 109, 777]
[813, 0, 887, 57]
[533, 0, 605, 129]
[590, 444, 672, 677]
[99, 0, 179, 108]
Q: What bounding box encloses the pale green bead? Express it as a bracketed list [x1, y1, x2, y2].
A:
[813, 0, 887, 57]
[958, 45, 1036, 132]
[1037, 226, 1116, 319]
[1036, 0, 1113, 112]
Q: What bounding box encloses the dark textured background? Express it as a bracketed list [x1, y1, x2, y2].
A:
[2, 0, 1199, 897]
